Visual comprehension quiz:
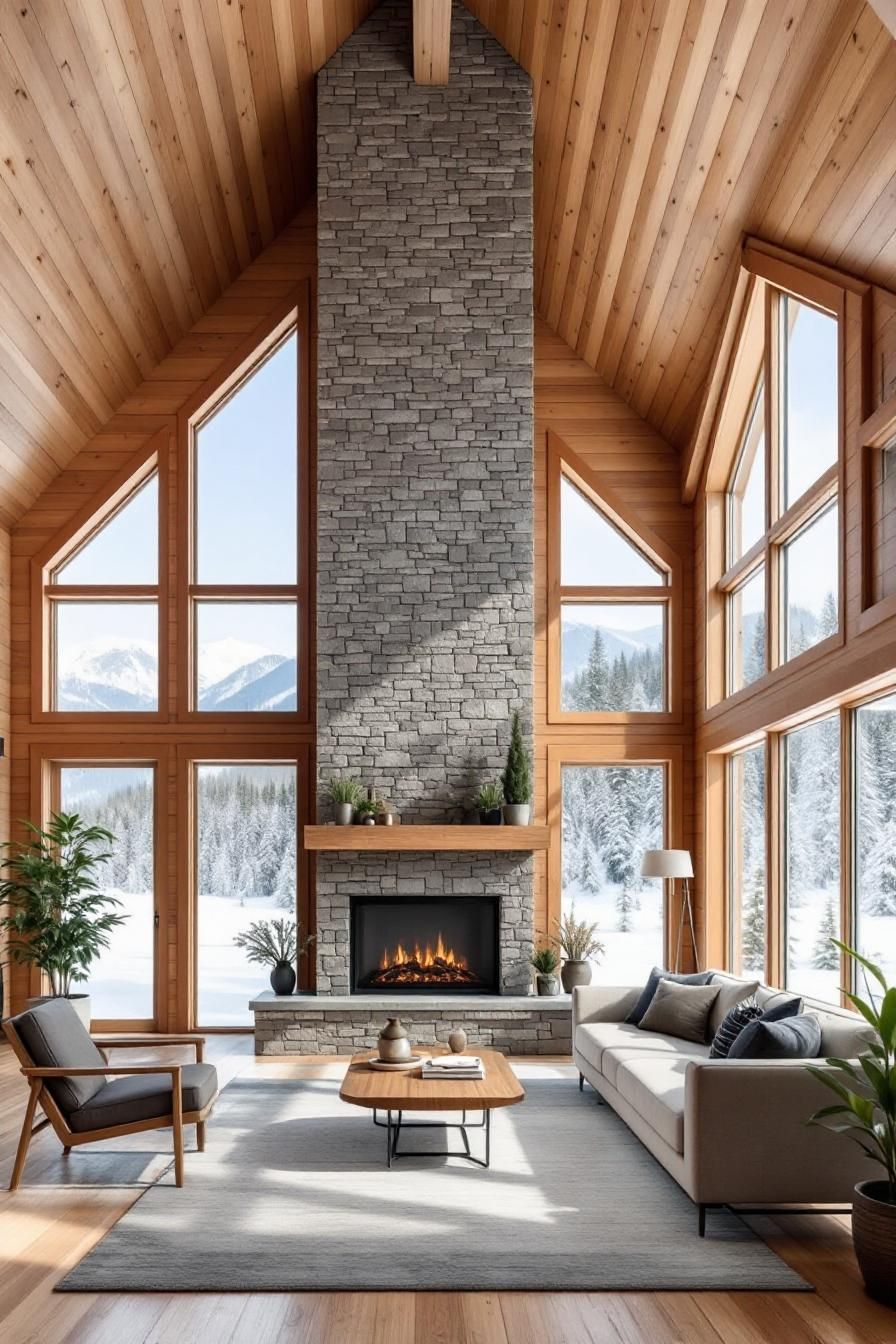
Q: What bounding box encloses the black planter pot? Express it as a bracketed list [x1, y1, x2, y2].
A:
[270, 960, 296, 996]
[479, 808, 503, 826]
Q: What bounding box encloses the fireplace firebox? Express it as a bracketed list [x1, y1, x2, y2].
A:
[350, 896, 499, 995]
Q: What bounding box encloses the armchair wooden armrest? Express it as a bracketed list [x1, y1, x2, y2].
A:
[91, 1035, 205, 1062]
[22, 1064, 183, 1078]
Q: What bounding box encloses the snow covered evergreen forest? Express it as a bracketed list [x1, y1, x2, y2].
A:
[561, 764, 664, 981]
[562, 625, 663, 712]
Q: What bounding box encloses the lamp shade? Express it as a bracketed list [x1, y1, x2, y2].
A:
[640, 848, 693, 880]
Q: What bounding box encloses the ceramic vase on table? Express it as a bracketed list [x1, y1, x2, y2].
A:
[378, 1016, 411, 1063]
[448, 1027, 467, 1054]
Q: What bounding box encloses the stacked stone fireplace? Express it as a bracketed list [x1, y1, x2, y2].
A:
[253, 1, 569, 1054]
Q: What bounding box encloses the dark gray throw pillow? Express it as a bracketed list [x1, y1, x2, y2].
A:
[625, 966, 713, 1025]
[709, 997, 764, 1058]
[637, 978, 721, 1044]
[756, 995, 802, 1023]
[728, 1011, 822, 1060]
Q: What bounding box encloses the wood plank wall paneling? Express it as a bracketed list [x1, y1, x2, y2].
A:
[693, 268, 896, 969]
[0, 0, 376, 530]
[466, 0, 896, 461]
[6, 203, 317, 1025]
[533, 320, 696, 955]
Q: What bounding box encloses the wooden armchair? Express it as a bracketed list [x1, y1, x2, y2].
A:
[3, 998, 218, 1191]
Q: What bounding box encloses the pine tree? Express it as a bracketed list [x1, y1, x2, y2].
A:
[812, 897, 839, 970]
[502, 711, 532, 805]
[616, 883, 635, 932]
[583, 628, 609, 710]
[740, 864, 766, 973]
[817, 591, 838, 640]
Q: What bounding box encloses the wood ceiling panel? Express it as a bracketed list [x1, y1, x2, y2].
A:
[0, 0, 893, 528]
[0, 0, 377, 529]
[467, 0, 896, 457]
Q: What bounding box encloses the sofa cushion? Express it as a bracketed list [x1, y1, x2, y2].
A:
[576, 1021, 709, 1080]
[615, 1055, 690, 1153]
[709, 997, 764, 1058]
[707, 974, 761, 1033]
[808, 1006, 876, 1059]
[11, 998, 107, 1115]
[68, 1062, 218, 1134]
[625, 967, 713, 1025]
[638, 979, 721, 1043]
[601, 1039, 709, 1089]
[728, 1013, 822, 1060]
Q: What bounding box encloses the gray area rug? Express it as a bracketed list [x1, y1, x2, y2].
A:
[58, 1063, 809, 1292]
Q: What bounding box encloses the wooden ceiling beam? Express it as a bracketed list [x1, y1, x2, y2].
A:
[413, 0, 451, 84]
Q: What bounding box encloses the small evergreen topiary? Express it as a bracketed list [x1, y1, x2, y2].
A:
[501, 711, 532, 805]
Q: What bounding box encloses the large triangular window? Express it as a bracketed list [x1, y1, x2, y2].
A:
[550, 439, 674, 719]
[44, 463, 160, 713]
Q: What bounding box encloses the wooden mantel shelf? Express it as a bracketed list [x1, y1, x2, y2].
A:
[303, 825, 550, 852]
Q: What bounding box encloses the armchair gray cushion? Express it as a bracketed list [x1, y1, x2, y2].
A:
[11, 998, 107, 1115]
[68, 1062, 218, 1133]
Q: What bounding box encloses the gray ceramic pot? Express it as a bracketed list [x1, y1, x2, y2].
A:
[269, 960, 296, 996]
[560, 960, 592, 993]
[334, 802, 354, 826]
[448, 1027, 468, 1054]
[502, 803, 531, 826]
[536, 974, 560, 997]
[378, 1016, 411, 1062]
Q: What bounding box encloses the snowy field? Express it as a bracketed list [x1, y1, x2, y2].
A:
[562, 879, 664, 985]
[787, 884, 896, 1003]
[83, 889, 154, 1020]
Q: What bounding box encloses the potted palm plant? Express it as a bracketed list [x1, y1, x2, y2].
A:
[530, 943, 561, 996]
[326, 778, 362, 825]
[553, 906, 605, 992]
[233, 917, 315, 996]
[807, 941, 896, 1305]
[0, 812, 125, 1029]
[472, 781, 503, 826]
[501, 711, 532, 825]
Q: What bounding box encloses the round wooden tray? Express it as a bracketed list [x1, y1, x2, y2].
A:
[366, 1054, 429, 1072]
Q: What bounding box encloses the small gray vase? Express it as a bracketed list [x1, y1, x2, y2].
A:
[448, 1027, 467, 1054]
[560, 959, 592, 993]
[378, 1016, 411, 1063]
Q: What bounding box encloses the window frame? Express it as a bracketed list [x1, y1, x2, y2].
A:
[547, 741, 682, 969]
[178, 291, 312, 723]
[33, 437, 169, 722]
[180, 742, 312, 1031]
[705, 255, 850, 712]
[547, 433, 682, 725]
[33, 746, 167, 1032]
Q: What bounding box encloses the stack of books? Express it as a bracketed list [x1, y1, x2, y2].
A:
[422, 1054, 485, 1081]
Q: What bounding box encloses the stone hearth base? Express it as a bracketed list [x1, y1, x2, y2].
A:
[250, 993, 572, 1056]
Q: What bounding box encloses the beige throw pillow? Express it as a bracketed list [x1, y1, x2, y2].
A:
[637, 978, 721, 1044]
[708, 976, 760, 1034]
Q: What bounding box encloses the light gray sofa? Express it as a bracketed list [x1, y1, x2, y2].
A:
[572, 971, 874, 1234]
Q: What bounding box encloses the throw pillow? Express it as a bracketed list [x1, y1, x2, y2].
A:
[709, 997, 763, 1058]
[625, 966, 713, 1025]
[757, 995, 802, 1023]
[707, 976, 761, 1034]
[728, 1011, 822, 1060]
[637, 978, 721, 1044]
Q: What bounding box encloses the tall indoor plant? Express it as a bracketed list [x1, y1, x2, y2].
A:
[501, 711, 532, 825]
[807, 941, 896, 1305]
[0, 812, 123, 1028]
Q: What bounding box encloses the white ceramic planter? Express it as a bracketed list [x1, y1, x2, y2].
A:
[26, 993, 91, 1030]
[502, 803, 531, 825]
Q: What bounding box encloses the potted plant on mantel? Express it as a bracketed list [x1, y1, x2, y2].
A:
[472, 781, 503, 826]
[501, 711, 532, 825]
[530, 943, 561, 997]
[0, 812, 126, 1029]
[233, 917, 315, 997]
[553, 906, 605, 993]
[326, 777, 362, 826]
[807, 941, 896, 1305]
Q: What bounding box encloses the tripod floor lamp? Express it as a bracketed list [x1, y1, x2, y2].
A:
[641, 849, 699, 972]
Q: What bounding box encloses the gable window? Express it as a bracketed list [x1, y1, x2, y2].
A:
[188, 319, 305, 715]
[549, 440, 675, 720]
[44, 468, 160, 713]
[716, 277, 841, 700]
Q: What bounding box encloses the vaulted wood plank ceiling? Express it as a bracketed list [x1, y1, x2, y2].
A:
[0, 0, 893, 527]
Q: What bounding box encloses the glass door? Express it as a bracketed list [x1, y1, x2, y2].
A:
[58, 764, 157, 1028]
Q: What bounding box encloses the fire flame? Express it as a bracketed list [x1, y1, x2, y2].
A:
[379, 931, 467, 972]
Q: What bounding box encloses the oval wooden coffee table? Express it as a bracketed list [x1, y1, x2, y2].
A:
[340, 1048, 525, 1168]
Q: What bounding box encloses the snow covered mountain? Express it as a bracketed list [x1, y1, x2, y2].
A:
[561, 620, 663, 683]
[56, 639, 297, 712]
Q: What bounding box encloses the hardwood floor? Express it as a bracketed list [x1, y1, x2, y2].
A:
[0, 1037, 892, 1344]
